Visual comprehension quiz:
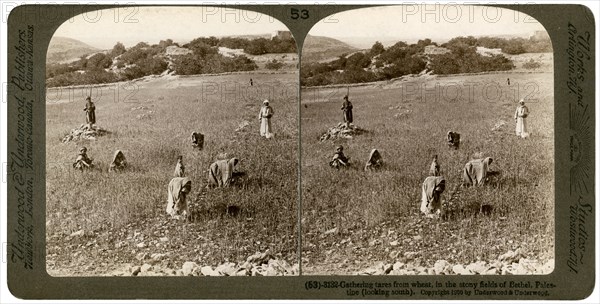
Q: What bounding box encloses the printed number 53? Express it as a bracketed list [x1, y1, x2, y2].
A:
[291, 8, 309, 19]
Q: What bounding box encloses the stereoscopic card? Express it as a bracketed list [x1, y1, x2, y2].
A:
[3, 3, 596, 300]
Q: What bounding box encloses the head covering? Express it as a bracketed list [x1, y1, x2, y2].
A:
[343, 95, 348, 100]
[421, 176, 446, 216]
[79, 147, 87, 153]
[263, 99, 269, 105]
[365, 149, 383, 170]
[86, 96, 91, 101]
[166, 177, 191, 216]
[336, 145, 344, 152]
[519, 99, 525, 104]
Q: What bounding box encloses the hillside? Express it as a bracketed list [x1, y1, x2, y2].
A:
[302, 35, 358, 63]
[47, 36, 100, 64]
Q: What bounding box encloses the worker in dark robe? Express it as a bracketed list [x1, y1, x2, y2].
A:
[341, 95, 353, 127]
[83, 96, 96, 127]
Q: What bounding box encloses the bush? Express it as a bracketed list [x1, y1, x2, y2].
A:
[429, 45, 514, 74]
[265, 59, 284, 70]
[523, 58, 542, 69]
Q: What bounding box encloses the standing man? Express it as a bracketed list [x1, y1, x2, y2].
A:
[514, 99, 530, 138]
[259, 99, 274, 138]
[341, 95, 353, 127]
[83, 96, 96, 128]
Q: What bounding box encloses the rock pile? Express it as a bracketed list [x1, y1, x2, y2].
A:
[359, 249, 554, 275]
[319, 123, 368, 141]
[114, 250, 298, 277]
[62, 124, 110, 143]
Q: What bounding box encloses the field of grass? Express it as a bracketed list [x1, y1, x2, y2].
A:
[300, 72, 554, 274]
[46, 72, 299, 275]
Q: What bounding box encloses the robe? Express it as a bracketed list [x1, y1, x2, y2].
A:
[208, 158, 238, 187]
[364, 149, 383, 171]
[447, 132, 460, 149]
[191, 132, 204, 150]
[166, 177, 191, 218]
[84, 101, 96, 125]
[73, 153, 93, 170]
[420, 176, 446, 216]
[463, 157, 493, 186]
[109, 150, 127, 172]
[514, 105, 529, 138]
[259, 106, 274, 138]
[341, 100, 353, 123]
[330, 152, 349, 169]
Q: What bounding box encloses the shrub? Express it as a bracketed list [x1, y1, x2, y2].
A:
[523, 58, 542, 69]
[265, 59, 284, 70]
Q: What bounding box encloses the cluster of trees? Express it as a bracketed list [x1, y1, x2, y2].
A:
[444, 36, 552, 55]
[219, 37, 296, 55]
[301, 36, 534, 86]
[301, 40, 431, 86]
[46, 41, 171, 87]
[47, 36, 296, 87]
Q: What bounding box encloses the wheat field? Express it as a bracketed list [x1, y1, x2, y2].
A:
[46, 72, 299, 275]
[300, 72, 554, 274]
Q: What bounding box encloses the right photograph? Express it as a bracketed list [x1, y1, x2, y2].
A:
[300, 5, 554, 275]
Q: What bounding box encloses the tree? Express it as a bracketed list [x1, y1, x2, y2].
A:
[369, 41, 385, 57]
[110, 42, 126, 58]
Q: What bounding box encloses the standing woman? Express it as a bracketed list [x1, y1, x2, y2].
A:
[258, 99, 274, 138]
[83, 96, 96, 127]
[514, 99, 530, 138]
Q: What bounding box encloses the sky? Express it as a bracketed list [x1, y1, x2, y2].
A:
[53, 6, 290, 49]
[309, 5, 549, 48]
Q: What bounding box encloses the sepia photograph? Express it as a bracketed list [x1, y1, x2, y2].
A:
[301, 5, 554, 275]
[45, 6, 299, 276]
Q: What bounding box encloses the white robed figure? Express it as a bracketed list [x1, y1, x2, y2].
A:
[514, 99, 530, 138]
[259, 99, 274, 138]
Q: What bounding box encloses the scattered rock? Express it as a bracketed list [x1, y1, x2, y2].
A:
[200, 265, 216, 276]
[141, 264, 153, 273]
[235, 120, 251, 132]
[492, 120, 507, 131]
[323, 227, 338, 235]
[131, 266, 141, 276]
[70, 230, 85, 237]
[182, 262, 198, 276]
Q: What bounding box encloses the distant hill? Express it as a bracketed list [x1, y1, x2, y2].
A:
[47, 37, 100, 64]
[302, 35, 358, 63]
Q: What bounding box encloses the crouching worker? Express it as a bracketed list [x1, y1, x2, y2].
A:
[330, 145, 350, 169]
[191, 132, 204, 150]
[364, 149, 383, 171]
[420, 176, 446, 218]
[73, 147, 94, 171]
[109, 150, 127, 172]
[447, 131, 460, 149]
[462, 157, 493, 187]
[208, 158, 239, 187]
[166, 177, 191, 219]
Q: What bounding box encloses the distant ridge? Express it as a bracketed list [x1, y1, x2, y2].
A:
[302, 35, 358, 63]
[47, 37, 100, 64]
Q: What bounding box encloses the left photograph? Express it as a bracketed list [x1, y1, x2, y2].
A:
[45, 6, 299, 276]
